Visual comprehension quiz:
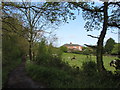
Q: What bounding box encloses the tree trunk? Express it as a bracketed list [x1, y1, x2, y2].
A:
[29, 40, 32, 61]
[96, 2, 108, 73]
[118, 48, 120, 58]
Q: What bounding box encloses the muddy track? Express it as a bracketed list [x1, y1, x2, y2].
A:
[5, 61, 46, 88]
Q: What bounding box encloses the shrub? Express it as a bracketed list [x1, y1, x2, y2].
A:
[81, 61, 97, 76]
[115, 70, 120, 76]
[25, 62, 75, 88]
[60, 46, 68, 53]
[35, 39, 48, 64]
[71, 50, 83, 54]
[35, 39, 67, 69]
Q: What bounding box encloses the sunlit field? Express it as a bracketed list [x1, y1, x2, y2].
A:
[62, 53, 117, 72]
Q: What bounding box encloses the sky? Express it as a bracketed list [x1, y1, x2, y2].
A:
[3, 1, 118, 47]
[55, 11, 118, 47]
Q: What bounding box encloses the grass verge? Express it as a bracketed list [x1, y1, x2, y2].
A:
[2, 58, 21, 88]
[25, 60, 79, 88]
[25, 59, 120, 88]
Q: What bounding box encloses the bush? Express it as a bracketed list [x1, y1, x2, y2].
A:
[35, 39, 66, 68]
[115, 70, 120, 76]
[60, 46, 68, 53]
[81, 61, 97, 76]
[35, 39, 48, 64]
[25, 62, 76, 88]
[71, 50, 83, 54]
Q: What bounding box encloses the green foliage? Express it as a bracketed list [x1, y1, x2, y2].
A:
[26, 55, 120, 88]
[2, 17, 28, 65]
[26, 61, 76, 88]
[105, 38, 115, 54]
[77, 2, 119, 72]
[60, 46, 68, 53]
[82, 47, 94, 55]
[115, 69, 120, 76]
[111, 43, 120, 55]
[70, 50, 83, 54]
[81, 61, 97, 76]
[62, 53, 117, 72]
[35, 39, 64, 67]
[2, 17, 28, 87]
[35, 39, 48, 64]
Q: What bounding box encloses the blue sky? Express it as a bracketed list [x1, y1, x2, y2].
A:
[55, 11, 118, 47]
[5, 1, 118, 47]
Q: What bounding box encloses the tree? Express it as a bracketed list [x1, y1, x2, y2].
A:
[105, 38, 116, 54]
[70, 1, 120, 72]
[2, 1, 119, 72]
[111, 43, 120, 56]
[83, 45, 96, 55]
[41, 1, 119, 73]
[60, 46, 68, 53]
[2, 16, 28, 66]
[2, 2, 76, 61]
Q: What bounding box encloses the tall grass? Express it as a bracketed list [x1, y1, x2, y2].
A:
[25, 52, 120, 88]
[26, 59, 120, 88]
[25, 60, 78, 88]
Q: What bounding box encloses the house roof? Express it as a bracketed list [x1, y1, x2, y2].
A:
[64, 44, 81, 46]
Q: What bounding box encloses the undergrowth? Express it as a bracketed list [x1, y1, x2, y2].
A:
[2, 58, 22, 88]
[25, 60, 120, 88]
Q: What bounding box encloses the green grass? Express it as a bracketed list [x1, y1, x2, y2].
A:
[25, 53, 120, 88]
[2, 58, 22, 87]
[25, 60, 77, 88]
[62, 53, 117, 72]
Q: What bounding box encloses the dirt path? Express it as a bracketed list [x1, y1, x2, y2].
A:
[6, 61, 46, 88]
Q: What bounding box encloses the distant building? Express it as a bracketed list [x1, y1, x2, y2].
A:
[63, 42, 82, 51]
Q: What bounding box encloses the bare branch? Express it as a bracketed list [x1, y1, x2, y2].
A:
[109, 2, 120, 7]
[70, 2, 104, 13]
[84, 44, 97, 49]
[87, 34, 99, 39]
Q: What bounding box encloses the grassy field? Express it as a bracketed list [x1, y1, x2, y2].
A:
[62, 53, 118, 72]
[26, 53, 120, 88]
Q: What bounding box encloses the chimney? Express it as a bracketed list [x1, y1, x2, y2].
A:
[70, 42, 72, 44]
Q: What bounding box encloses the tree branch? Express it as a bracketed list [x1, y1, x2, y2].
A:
[108, 22, 120, 29]
[84, 44, 97, 49]
[87, 34, 99, 39]
[70, 2, 104, 13]
[108, 2, 120, 7]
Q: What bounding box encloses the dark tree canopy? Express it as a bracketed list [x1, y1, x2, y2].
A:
[69, 1, 120, 72]
[105, 38, 116, 54]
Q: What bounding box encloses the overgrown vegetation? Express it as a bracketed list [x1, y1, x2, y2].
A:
[2, 17, 28, 87]
[34, 39, 64, 68]
[81, 61, 97, 76]
[26, 60, 76, 88]
[26, 55, 120, 88]
[2, 1, 120, 88]
[25, 41, 120, 88]
[111, 43, 120, 56]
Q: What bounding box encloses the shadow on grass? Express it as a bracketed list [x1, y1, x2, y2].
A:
[25, 60, 120, 88]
